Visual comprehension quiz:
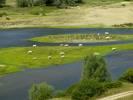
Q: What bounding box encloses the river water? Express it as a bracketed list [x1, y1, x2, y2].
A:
[0, 28, 133, 100]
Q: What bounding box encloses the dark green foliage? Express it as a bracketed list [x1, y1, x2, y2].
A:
[16, 0, 29, 7]
[16, 0, 83, 7]
[16, 0, 45, 7]
[0, 0, 5, 7]
[33, 0, 45, 6]
[65, 83, 79, 95]
[120, 68, 133, 83]
[104, 81, 122, 89]
[29, 82, 54, 100]
[54, 90, 66, 97]
[82, 54, 111, 82]
[71, 79, 105, 100]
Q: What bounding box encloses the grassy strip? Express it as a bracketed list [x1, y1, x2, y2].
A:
[31, 34, 133, 43]
[0, 44, 133, 76]
[98, 82, 133, 98]
[0, 24, 109, 30]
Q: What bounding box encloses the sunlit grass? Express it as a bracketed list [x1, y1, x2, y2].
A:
[0, 43, 133, 76]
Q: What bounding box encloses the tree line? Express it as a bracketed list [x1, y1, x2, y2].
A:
[0, 0, 83, 8]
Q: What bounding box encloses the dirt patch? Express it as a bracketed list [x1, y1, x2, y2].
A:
[0, 2, 133, 28]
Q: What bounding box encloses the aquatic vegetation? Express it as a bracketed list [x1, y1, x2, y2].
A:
[31, 33, 133, 43]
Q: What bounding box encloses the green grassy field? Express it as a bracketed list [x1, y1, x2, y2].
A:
[0, 44, 133, 76]
[31, 34, 133, 43]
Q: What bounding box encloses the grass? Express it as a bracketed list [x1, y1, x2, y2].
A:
[98, 82, 133, 98]
[30, 34, 133, 43]
[0, 43, 133, 76]
[0, 0, 133, 29]
[84, 0, 126, 6]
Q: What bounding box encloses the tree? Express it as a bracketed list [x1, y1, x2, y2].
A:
[16, 0, 44, 7]
[71, 79, 105, 100]
[16, 0, 29, 7]
[82, 54, 111, 82]
[120, 68, 133, 83]
[29, 82, 54, 100]
[0, 0, 5, 7]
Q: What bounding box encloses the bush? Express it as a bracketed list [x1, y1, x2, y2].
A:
[120, 68, 133, 83]
[17, 0, 44, 7]
[0, 0, 5, 7]
[71, 79, 105, 100]
[0, 12, 7, 17]
[65, 83, 79, 96]
[54, 90, 66, 97]
[82, 54, 111, 82]
[16, 0, 83, 7]
[104, 81, 122, 89]
[33, 0, 45, 6]
[16, 0, 29, 7]
[45, 0, 83, 7]
[29, 82, 54, 100]
[30, 8, 45, 16]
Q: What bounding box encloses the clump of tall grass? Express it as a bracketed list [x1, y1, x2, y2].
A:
[0, 12, 8, 17]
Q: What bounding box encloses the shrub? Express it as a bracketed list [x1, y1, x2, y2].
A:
[29, 82, 54, 100]
[0, 0, 5, 7]
[65, 83, 79, 96]
[16, 0, 44, 7]
[30, 8, 45, 15]
[120, 68, 133, 83]
[0, 12, 7, 17]
[71, 79, 105, 100]
[54, 90, 66, 97]
[33, 0, 45, 6]
[104, 81, 122, 89]
[16, 0, 29, 7]
[82, 54, 111, 82]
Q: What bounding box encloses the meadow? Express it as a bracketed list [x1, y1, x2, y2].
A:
[0, 43, 133, 76]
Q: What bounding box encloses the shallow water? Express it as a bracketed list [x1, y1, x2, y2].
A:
[106, 50, 133, 80]
[0, 28, 133, 47]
